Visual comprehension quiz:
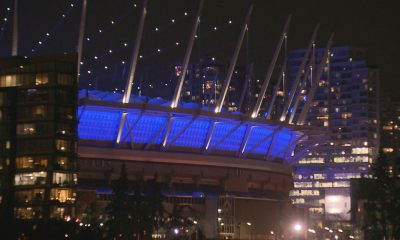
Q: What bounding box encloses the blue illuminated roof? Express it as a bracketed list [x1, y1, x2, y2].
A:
[78, 92, 307, 163]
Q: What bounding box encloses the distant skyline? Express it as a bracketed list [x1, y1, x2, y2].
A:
[0, 0, 398, 96]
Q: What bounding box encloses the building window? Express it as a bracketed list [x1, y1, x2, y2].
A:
[6, 140, 11, 149]
[35, 73, 49, 85]
[351, 147, 369, 154]
[14, 207, 43, 219]
[57, 73, 73, 86]
[56, 139, 70, 152]
[17, 123, 36, 135]
[55, 157, 72, 170]
[53, 172, 77, 186]
[57, 124, 72, 135]
[50, 188, 76, 203]
[16, 156, 48, 169]
[14, 172, 47, 185]
[0, 75, 17, 87]
[383, 148, 394, 153]
[59, 107, 74, 120]
[15, 189, 45, 203]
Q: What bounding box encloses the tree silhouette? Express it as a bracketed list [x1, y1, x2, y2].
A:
[105, 164, 165, 240]
[361, 152, 400, 240]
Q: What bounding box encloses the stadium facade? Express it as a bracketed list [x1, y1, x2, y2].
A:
[76, 90, 321, 239]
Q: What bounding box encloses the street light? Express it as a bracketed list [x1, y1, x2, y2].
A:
[244, 222, 252, 240]
[294, 223, 302, 232]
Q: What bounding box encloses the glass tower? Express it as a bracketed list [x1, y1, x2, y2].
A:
[287, 46, 379, 225]
[0, 55, 78, 221]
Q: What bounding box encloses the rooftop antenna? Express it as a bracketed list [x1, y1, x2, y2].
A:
[122, 0, 149, 104]
[214, 5, 253, 113]
[297, 33, 334, 125]
[171, 0, 204, 108]
[11, 0, 18, 56]
[77, 0, 88, 82]
[250, 15, 291, 118]
[280, 24, 319, 122]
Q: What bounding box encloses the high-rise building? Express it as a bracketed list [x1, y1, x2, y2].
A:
[0, 55, 78, 222]
[175, 58, 247, 112]
[287, 46, 379, 227]
[380, 97, 400, 157]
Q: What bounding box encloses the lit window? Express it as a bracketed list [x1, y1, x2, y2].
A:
[383, 125, 393, 130]
[50, 188, 75, 203]
[292, 198, 305, 204]
[383, 148, 394, 153]
[351, 147, 369, 154]
[35, 73, 49, 85]
[56, 139, 70, 152]
[0, 75, 17, 87]
[53, 172, 77, 185]
[14, 172, 47, 185]
[14, 207, 43, 219]
[15, 189, 45, 203]
[6, 140, 11, 149]
[33, 105, 46, 118]
[16, 156, 48, 169]
[341, 113, 352, 119]
[17, 123, 36, 135]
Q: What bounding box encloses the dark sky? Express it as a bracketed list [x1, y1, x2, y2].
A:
[0, 0, 398, 96]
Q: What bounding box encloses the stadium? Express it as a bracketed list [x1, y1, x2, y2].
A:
[76, 90, 321, 239]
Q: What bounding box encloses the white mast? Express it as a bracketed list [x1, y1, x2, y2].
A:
[12, 0, 18, 56]
[250, 15, 291, 118]
[77, 0, 88, 82]
[214, 5, 253, 113]
[279, 25, 319, 122]
[122, 0, 149, 104]
[171, 0, 204, 108]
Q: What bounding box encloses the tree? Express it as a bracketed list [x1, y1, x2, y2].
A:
[361, 152, 400, 240]
[164, 204, 197, 240]
[105, 164, 165, 240]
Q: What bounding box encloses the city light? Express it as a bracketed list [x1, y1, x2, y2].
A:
[293, 223, 302, 232]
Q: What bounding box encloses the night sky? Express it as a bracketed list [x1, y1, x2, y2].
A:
[0, 0, 398, 97]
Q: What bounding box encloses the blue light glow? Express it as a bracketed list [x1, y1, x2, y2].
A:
[78, 105, 301, 161]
